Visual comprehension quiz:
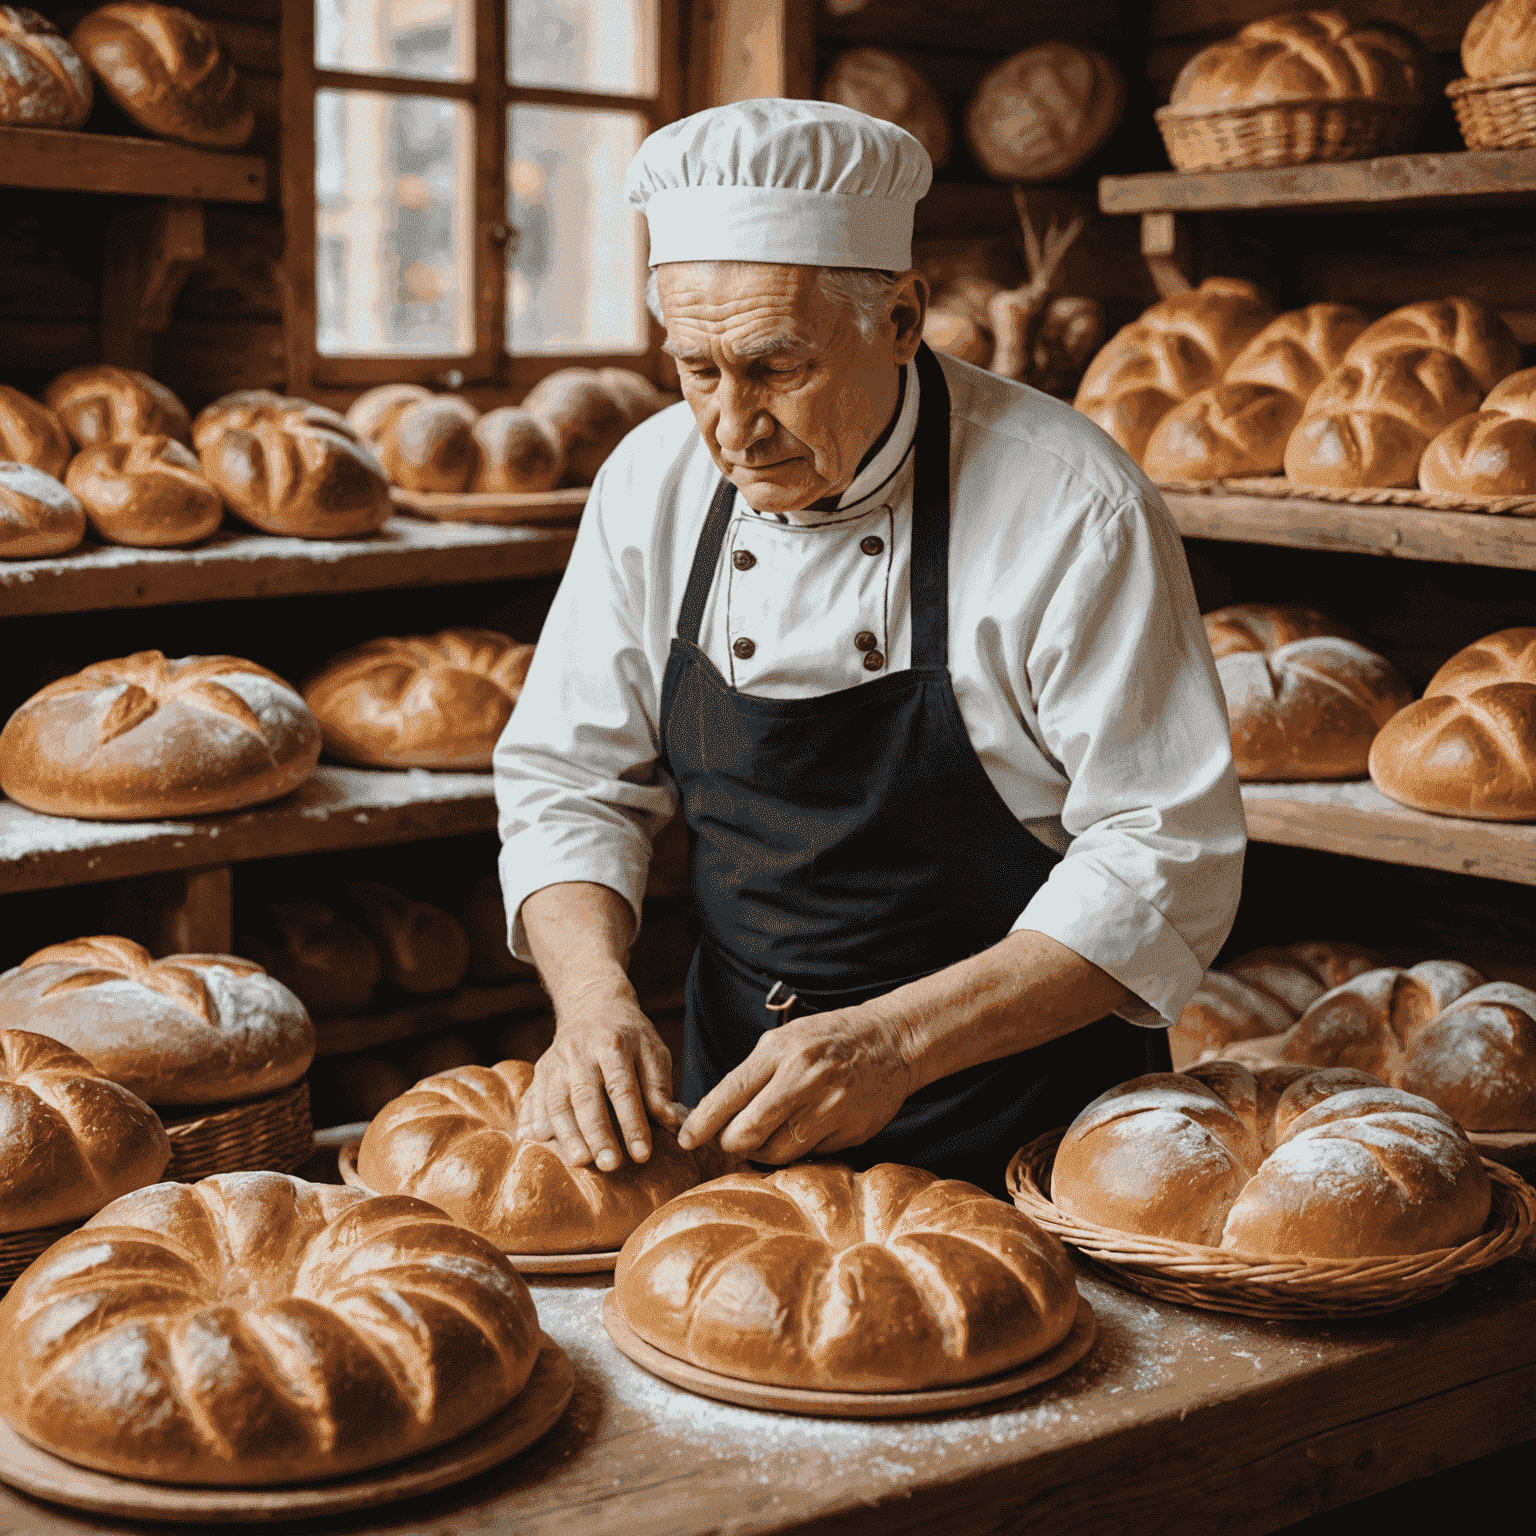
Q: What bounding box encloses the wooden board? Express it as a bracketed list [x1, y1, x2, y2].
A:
[0, 1335, 573, 1523]
[0, 516, 575, 617]
[603, 1290, 1098, 1419]
[314, 981, 548, 1056]
[0, 128, 266, 202]
[391, 487, 588, 527]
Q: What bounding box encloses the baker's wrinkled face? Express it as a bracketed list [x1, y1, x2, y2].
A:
[656, 261, 927, 516]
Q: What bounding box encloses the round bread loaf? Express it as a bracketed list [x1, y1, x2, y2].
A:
[71, 3, 252, 148]
[471, 408, 564, 493]
[1345, 298, 1521, 395]
[1073, 277, 1275, 461]
[596, 368, 665, 431]
[0, 384, 70, 477]
[0, 1029, 169, 1233]
[0, 936, 314, 1107]
[0, 1173, 541, 1484]
[358, 1058, 724, 1253]
[238, 902, 382, 1017]
[1369, 627, 1536, 820]
[615, 1161, 1078, 1390]
[0, 463, 85, 559]
[65, 435, 222, 548]
[1272, 961, 1536, 1131]
[1053, 1061, 1492, 1257]
[1463, 0, 1536, 77]
[521, 368, 630, 485]
[823, 47, 950, 170]
[1420, 366, 1536, 497]
[345, 882, 469, 996]
[343, 382, 432, 445]
[0, 650, 321, 820]
[45, 365, 191, 449]
[0, 7, 92, 127]
[1204, 604, 1411, 779]
[304, 627, 535, 771]
[462, 877, 536, 982]
[191, 389, 354, 454]
[376, 394, 480, 492]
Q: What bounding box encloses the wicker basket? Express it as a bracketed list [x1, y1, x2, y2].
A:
[162, 1079, 314, 1182]
[1007, 1128, 1535, 1320]
[0, 1220, 79, 1290]
[1447, 71, 1536, 151]
[1155, 97, 1424, 173]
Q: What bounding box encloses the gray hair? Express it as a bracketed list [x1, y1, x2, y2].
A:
[646, 265, 900, 342]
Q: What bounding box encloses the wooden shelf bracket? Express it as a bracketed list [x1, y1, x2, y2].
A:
[1141, 212, 1193, 299]
[100, 198, 206, 371]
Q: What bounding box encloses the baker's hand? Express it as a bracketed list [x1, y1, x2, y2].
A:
[517, 995, 687, 1172]
[676, 1009, 914, 1164]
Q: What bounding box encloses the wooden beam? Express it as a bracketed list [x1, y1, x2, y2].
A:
[1141, 212, 1193, 298]
[146, 866, 235, 956]
[0, 127, 266, 201]
[690, 0, 815, 108]
[100, 200, 207, 371]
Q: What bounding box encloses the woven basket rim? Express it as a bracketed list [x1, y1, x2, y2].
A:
[1155, 96, 1422, 125]
[1446, 70, 1536, 97]
[161, 1078, 310, 1135]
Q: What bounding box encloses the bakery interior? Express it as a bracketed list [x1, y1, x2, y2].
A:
[2, 0, 1536, 1531]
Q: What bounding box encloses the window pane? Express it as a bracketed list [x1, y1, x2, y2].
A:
[316, 89, 474, 356]
[317, 0, 472, 83]
[507, 105, 647, 356]
[508, 0, 656, 96]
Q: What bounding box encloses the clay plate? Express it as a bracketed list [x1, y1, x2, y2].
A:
[1469, 1129, 1536, 1166]
[601, 1290, 1097, 1419]
[337, 1143, 622, 1273]
[0, 1335, 573, 1523]
[390, 486, 587, 526]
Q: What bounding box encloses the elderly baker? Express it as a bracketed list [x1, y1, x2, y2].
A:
[494, 99, 1245, 1192]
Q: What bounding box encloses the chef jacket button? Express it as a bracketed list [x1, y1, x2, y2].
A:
[732, 549, 756, 570]
[733, 637, 756, 660]
[854, 630, 878, 652]
[860, 535, 884, 556]
[863, 650, 885, 672]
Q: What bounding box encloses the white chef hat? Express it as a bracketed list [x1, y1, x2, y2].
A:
[625, 98, 932, 271]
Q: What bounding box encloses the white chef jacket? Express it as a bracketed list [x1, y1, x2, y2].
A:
[494, 351, 1244, 1026]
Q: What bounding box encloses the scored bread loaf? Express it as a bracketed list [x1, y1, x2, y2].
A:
[0, 936, 314, 1106]
[0, 7, 92, 127]
[0, 463, 85, 559]
[304, 628, 535, 771]
[0, 1173, 541, 1484]
[358, 1057, 728, 1253]
[238, 901, 382, 1017]
[1463, 0, 1536, 77]
[0, 1029, 169, 1233]
[615, 1160, 1079, 1390]
[71, 3, 253, 148]
[0, 650, 321, 820]
[343, 383, 431, 444]
[822, 47, 951, 170]
[1369, 627, 1536, 820]
[1346, 297, 1521, 394]
[1053, 1061, 1492, 1257]
[1420, 366, 1536, 497]
[65, 435, 223, 548]
[45, 365, 191, 449]
[521, 368, 631, 485]
[191, 389, 354, 453]
[471, 408, 565, 493]
[345, 882, 469, 995]
[0, 383, 70, 477]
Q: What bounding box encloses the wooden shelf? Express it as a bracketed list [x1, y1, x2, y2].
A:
[0, 127, 266, 202]
[1242, 781, 1536, 885]
[0, 514, 577, 616]
[1163, 490, 1536, 569]
[0, 767, 496, 894]
[1100, 147, 1536, 218]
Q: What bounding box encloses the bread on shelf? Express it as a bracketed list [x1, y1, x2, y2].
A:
[0, 8, 93, 128]
[823, 47, 951, 170]
[521, 368, 632, 486]
[0, 1028, 169, 1233]
[1462, 0, 1536, 78]
[596, 368, 668, 432]
[191, 389, 355, 453]
[1345, 297, 1521, 395]
[355, 391, 482, 493]
[1052, 1061, 1492, 1257]
[238, 901, 382, 1017]
[470, 408, 565, 494]
[345, 881, 470, 996]
[1420, 366, 1536, 496]
[615, 1161, 1079, 1390]
[0, 384, 70, 478]
[65, 435, 223, 548]
[0, 650, 321, 820]
[1369, 627, 1536, 820]
[0, 462, 85, 559]
[0, 1173, 542, 1483]
[45, 365, 191, 450]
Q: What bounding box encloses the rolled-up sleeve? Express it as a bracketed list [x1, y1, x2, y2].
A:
[1011, 496, 1245, 1025]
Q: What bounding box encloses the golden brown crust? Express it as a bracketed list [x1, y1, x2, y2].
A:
[1345, 298, 1521, 394]
[1143, 381, 1304, 480]
[0, 463, 85, 559]
[373, 395, 481, 492]
[45, 365, 191, 449]
[190, 390, 355, 454]
[823, 47, 951, 170]
[0, 383, 70, 477]
[521, 368, 631, 485]
[1464, 0, 1536, 79]
[471, 408, 565, 493]
[0, 7, 92, 128]
[1420, 366, 1536, 496]
[65, 435, 222, 548]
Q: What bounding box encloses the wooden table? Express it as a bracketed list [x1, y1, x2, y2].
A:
[1, 1235, 1531, 1536]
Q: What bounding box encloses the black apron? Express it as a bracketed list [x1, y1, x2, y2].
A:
[657, 344, 1168, 1196]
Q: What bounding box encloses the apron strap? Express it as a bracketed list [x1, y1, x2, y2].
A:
[910, 342, 953, 671]
[676, 475, 738, 645]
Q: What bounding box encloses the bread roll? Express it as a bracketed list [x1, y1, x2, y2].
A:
[1074, 278, 1275, 461]
[1346, 298, 1520, 395]
[0, 463, 85, 559]
[616, 1161, 1078, 1390]
[0, 650, 321, 820]
[470, 408, 564, 493]
[0, 7, 92, 127]
[1463, 0, 1536, 77]
[45, 365, 191, 449]
[304, 628, 535, 771]
[1369, 627, 1536, 820]
[65, 435, 222, 548]
[1204, 602, 1350, 658]
[597, 368, 665, 431]
[823, 47, 951, 170]
[966, 42, 1124, 181]
[0, 1173, 541, 1483]
[0, 1029, 169, 1233]
[71, 3, 252, 149]
[346, 882, 470, 995]
[1053, 1062, 1491, 1257]
[343, 382, 432, 445]
[191, 389, 354, 454]
[462, 877, 536, 982]
[1420, 366, 1536, 497]
[0, 384, 70, 477]
[238, 902, 381, 1017]
[0, 936, 314, 1107]
[372, 394, 481, 492]
[521, 368, 630, 485]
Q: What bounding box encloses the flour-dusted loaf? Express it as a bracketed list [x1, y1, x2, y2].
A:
[358, 1058, 724, 1253]
[45, 365, 191, 449]
[0, 1173, 541, 1483]
[0, 463, 85, 559]
[1369, 627, 1536, 819]
[1420, 366, 1536, 497]
[191, 389, 355, 454]
[304, 628, 535, 771]
[0, 1029, 169, 1232]
[65, 435, 223, 548]
[471, 408, 565, 493]
[615, 1161, 1079, 1390]
[0, 7, 92, 127]
[521, 368, 631, 485]
[238, 902, 382, 1017]
[1463, 0, 1536, 77]
[72, 2, 252, 148]
[345, 882, 470, 996]
[0, 384, 70, 477]
[0, 936, 314, 1106]
[1053, 1062, 1492, 1257]
[823, 47, 951, 170]
[0, 651, 321, 820]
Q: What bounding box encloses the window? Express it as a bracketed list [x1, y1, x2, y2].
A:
[281, 0, 678, 394]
